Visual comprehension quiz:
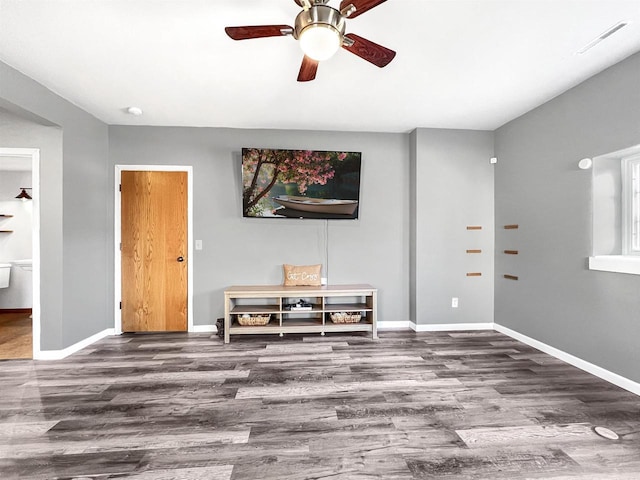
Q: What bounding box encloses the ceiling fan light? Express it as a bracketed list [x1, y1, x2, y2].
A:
[299, 24, 341, 61]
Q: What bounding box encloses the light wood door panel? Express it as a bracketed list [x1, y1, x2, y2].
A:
[121, 171, 187, 332]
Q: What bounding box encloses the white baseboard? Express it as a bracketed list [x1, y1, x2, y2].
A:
[378, 321, 494, 332]
[412, 322, 494, 332]
[35, 328, 115, 360]
[31, 321, 640, 397]
[377, 321, 412, 330]
[494, 323, 640, 397]
[191, 325, 217, 333]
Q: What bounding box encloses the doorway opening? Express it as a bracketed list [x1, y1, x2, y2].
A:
[0, 148, 40, 359]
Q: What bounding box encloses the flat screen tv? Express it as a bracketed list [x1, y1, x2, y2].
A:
[242, 147, 362, 220]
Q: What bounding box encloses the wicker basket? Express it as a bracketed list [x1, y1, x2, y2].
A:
[237, 314, 271, 326]
[329, 312, 362, 324]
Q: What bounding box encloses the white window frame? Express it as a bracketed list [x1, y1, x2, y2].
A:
[622, 153, 640, 255]
[589, 144, 640, 275]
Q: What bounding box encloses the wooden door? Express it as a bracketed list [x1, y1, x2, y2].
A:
[121, 170, 187, 332]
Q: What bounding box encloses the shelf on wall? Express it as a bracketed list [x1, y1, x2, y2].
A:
[0, 214, 14, 218]
[0, 230, 14, 233]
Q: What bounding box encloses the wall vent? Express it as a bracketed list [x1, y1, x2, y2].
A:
[577, 21, 629, 54]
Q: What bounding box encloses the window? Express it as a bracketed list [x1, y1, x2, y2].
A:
[589, 144, 640, 275]
[622, 154, 640, 255]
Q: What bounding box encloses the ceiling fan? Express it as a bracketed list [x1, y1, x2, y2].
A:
[225, 0, 396, 82]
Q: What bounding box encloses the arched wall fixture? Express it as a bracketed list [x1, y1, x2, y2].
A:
[15, 187, 32, 200]
[578, 158, 593, 170]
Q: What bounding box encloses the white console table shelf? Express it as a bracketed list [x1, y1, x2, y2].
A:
[223, 284, 378, 344]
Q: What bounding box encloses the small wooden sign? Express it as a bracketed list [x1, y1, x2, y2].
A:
[466, 249, 482, 254]
[504, 250, 519, 255]
[504, 224, 519, 229]
[466, 226, 482, 230]
[466, 272, 482, 277]
[504, 274, 519, 280]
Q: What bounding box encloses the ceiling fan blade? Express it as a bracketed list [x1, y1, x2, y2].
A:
[225, 25, 293, 41]
[340, 0, 387, 19]
[297, 55, 319, 82]
[342, 33, 396, 68]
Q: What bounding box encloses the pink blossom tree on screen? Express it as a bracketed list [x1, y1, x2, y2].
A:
[243, 149, 347, 216]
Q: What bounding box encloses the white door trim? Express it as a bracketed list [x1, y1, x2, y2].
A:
[114, 165, 194, 334]
[0, 147, 41, 358]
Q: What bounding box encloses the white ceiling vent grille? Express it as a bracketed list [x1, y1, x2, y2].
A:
[577, 21, 629, 54]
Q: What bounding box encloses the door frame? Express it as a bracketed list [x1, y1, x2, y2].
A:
[0, 147, 41, 358]
[114, 165, 194, 334]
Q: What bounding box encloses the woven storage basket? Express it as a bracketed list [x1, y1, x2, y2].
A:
[329, 312, 362, 324]
[237, 314, 271, 326]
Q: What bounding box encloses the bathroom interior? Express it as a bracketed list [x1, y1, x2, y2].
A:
[0, 154, 33, 359]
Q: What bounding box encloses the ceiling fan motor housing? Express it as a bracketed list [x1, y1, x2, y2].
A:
[294, 5, 346, 41]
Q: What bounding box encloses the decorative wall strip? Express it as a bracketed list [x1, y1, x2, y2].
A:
[504, 250, 519, 255]
[466, 226, 482, 230]
[504, 224, 519, 229]
[466, 272, 482, 277]
[503, 274, 519, 280]
[466, 249, 482, 254]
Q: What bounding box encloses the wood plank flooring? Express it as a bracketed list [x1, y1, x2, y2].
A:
[1, 330, 639, 479]
[0, 312, 32, 360]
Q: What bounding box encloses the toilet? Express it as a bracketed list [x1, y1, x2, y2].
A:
[0, 263, 10, 288]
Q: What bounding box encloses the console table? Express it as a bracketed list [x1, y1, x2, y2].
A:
[223, 284, 377, 344]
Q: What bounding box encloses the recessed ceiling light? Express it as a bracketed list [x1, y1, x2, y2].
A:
[577, 21, 629, 55]
[126, 106, 143, 116]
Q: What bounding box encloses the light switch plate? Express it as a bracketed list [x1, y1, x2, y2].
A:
[195, 240, 203, 250]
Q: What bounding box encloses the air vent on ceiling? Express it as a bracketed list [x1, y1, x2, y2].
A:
[577, 21, 629, 54]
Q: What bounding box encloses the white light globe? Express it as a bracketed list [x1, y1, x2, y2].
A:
[578, 158, 593, 170]
[299, 25, 341, 61]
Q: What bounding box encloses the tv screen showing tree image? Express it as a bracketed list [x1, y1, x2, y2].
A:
[242, 148, 362, 219]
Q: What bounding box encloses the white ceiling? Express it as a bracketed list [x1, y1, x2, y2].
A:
[1, 0, 640, 133]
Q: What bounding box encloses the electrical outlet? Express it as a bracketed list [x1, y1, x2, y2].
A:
[451, 297, 459, 308]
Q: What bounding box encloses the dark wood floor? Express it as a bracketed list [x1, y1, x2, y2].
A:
[1, 330, 639, 479]
[0, 312, 32, 360]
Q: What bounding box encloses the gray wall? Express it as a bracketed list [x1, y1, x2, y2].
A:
[108, 126, 411, 326]
[409, 130, 417, 324]
[3, 45, 639, 392]
[411, 129, 495, 325]
[0, 107, 65, 348]
[495, 51, 640, 382]
[0, 61, 110, 350]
